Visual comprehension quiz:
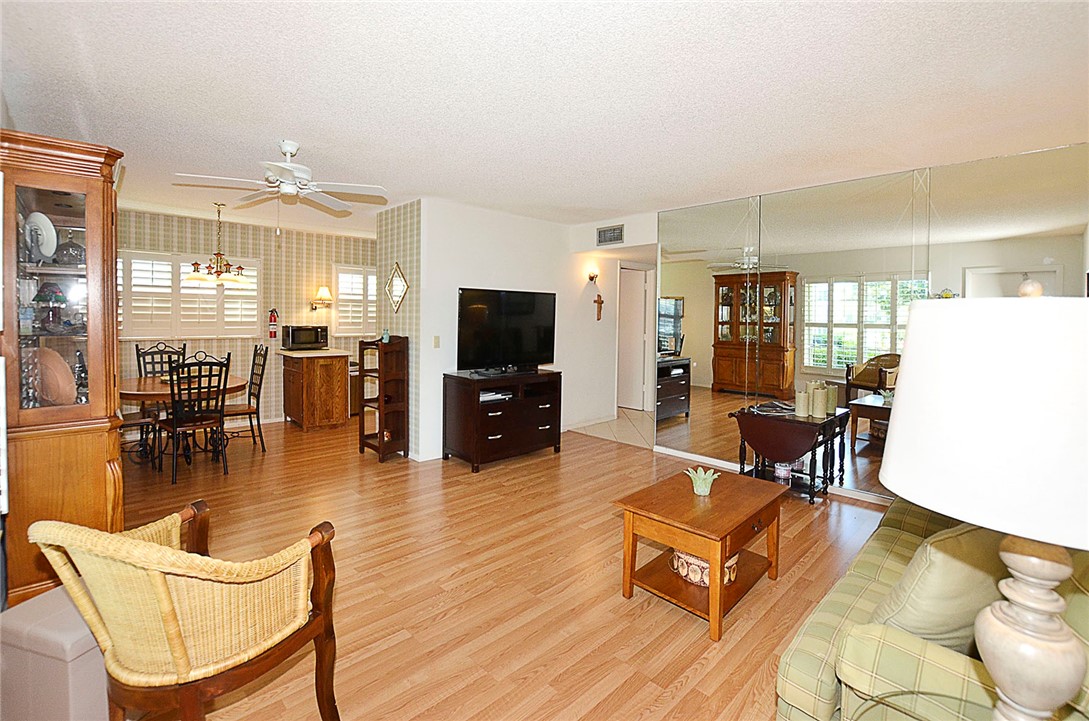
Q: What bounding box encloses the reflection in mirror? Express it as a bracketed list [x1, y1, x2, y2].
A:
[656, 144, 1087, 503]
[757, 170, 925, 498]
[657, 198, 761, 464]
[929, 144, 1088, 298]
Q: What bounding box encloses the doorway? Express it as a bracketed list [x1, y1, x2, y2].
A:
[617, 267, 648, 410]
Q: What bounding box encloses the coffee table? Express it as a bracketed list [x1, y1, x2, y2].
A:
[614, 471, 789, 641]
[849, 393, 892, 450]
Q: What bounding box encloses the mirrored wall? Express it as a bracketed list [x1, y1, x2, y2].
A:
[656, 144, 1088, 499]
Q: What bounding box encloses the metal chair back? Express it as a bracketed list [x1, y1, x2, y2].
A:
[167, 351, 231, 427]
[136, 342, 186, 378]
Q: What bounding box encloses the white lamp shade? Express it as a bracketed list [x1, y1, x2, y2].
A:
[313, 286, 334, 303]
[879, 298, 1089, 550]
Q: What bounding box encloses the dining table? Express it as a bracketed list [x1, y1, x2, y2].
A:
[119, 375, 248, 403]
[119, 375, 249, 464]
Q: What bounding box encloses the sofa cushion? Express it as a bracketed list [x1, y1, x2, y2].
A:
[846, 527, 926, 585]
[777, 573, 894, 721]
[879, 497, 958, 539]
[871, 523, 1006, 654]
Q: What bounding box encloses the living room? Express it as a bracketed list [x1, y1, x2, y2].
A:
[1, 3, 1087, 721]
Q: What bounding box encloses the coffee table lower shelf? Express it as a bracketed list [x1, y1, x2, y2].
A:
[631, 548, 770, 621]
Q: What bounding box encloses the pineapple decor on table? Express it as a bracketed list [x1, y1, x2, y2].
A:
[684, 466, 720, 496]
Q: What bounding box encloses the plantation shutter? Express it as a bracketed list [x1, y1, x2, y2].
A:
[178, 262, 219, 334]
[121, 252, 175, 338]
[334, 265, 375, 336]
[222, 264, 260, 334]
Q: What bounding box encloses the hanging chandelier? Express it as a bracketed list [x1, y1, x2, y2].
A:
[187, 202, 244, 283]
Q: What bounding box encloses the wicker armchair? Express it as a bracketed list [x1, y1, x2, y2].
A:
[845, 353, 900, 400]
[28, 501, 339, 721]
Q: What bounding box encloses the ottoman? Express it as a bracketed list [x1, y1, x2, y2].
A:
[0, 586, 107, 721]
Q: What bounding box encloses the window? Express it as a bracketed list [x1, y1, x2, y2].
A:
[118, 250, 260, 339]
[802, 274, 928, 370]
[333, 264, 377, 336]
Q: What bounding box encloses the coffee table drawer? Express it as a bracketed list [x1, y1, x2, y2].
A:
[729, 499, 780, 553]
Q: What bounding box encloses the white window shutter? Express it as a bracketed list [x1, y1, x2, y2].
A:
[121, 252, 175, 338]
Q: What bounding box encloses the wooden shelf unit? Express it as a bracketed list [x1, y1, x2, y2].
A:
[358, 336, 408, 461]
[442, 370, 561, 473]
[712, 270, 798, 400]
[1, 130, 125, 606]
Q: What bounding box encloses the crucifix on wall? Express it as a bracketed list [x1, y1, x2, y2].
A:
[594, 293, 604, 321]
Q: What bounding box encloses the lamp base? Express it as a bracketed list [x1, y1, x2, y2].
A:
[975, 536, 1086, 721]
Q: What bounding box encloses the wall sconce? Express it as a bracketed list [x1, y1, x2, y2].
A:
[310, 286, 334, 311]
[588, 271, 599, 284]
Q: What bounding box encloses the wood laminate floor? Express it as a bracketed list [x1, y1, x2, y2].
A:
[654, 388, 891, 497]
[123, 422, 886, 721]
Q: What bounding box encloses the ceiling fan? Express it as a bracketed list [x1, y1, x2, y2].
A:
[706, 246, 788, 272]
[176, 140, 388, 214]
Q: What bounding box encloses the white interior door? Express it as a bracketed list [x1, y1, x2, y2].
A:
[617, 268, 647, 410]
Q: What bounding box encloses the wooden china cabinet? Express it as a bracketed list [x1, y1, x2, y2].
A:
[1, 130, 125, 606]
[711, 270, 798, 400]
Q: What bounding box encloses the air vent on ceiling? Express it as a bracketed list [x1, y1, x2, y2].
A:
[596, 224, 624, 246]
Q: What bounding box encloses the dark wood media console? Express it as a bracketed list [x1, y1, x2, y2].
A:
[442, 370, 562, 472]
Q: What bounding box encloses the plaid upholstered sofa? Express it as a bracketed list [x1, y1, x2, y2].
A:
[776, 497, 1089, 721]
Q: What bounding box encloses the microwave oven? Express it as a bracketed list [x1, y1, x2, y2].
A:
[282, 325, 329, 350]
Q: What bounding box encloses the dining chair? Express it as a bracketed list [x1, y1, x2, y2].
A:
[224, 344, 269, 452]
[122, 342, 187, 459]
[155, 351, 231, 484]
[28, 500, 340, 721]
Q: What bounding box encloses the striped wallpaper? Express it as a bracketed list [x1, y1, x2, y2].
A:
[376, 200, 421, 458]
[117, 209, 376, 423]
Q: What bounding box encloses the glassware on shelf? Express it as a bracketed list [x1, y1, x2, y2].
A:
[20, 344, 41, 408]
[73, 349, 89, 405]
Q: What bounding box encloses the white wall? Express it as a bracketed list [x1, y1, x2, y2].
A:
[417, 198, 620, 460]
[568, 212, 658, 253]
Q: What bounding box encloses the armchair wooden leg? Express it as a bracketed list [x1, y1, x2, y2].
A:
[178, 687, 207, 721]
[314, 624, 340, 721]
[108, 699, 125, 721]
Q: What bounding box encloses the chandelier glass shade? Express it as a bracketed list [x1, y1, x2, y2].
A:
[187, 202, 245, 284]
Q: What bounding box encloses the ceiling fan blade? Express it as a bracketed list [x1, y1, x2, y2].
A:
[175, 172, 263, 186]
[300, 190, 351, 213]
[323, 190, 389, 206]
[315, 181, 388, 196]
[235, 189, 277, 204]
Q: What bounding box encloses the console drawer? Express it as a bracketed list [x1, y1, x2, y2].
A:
[657, 375, 690, 399]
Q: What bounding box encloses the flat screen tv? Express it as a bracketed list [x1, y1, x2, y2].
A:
[457, 288, 556, 372]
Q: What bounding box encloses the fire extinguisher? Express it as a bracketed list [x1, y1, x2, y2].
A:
[268, 308, 278, 339]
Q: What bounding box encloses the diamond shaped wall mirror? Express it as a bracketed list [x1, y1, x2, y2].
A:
[385, 262, 409, 314]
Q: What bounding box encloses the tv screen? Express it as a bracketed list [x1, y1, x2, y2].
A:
[457, 288, 556, 371]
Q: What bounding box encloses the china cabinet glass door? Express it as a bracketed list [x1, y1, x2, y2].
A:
[14, 185, 91, 411]
[717, 285, 733, 341]
[740, 280, 758, 343]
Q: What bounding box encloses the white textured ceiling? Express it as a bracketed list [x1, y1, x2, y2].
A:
[3, 2, 1087, 236]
